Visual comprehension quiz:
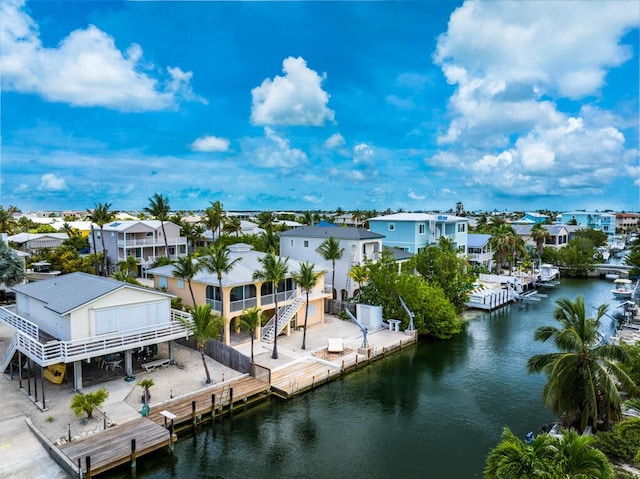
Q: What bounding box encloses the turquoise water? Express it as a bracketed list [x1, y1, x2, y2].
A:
[107, 278, 621, 478]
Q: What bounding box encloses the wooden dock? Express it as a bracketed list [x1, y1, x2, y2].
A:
[146, 375, 270, 431]
[271, 359, 341, 398]
[59, 417, 171, 477]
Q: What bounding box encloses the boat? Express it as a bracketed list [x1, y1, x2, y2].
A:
[25, 261, 62, 281]
[537, 264, 560, 284]
[611, 278, 634, 300]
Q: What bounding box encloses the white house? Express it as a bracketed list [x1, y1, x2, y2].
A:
[466, 234, 493, 269]
[1, 272, 189, 390]
[279, 226, 385, 301]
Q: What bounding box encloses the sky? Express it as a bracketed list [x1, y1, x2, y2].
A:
[1, 0, 639, 214]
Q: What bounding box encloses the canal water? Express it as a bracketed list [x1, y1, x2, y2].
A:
[110, 277, 621, 479]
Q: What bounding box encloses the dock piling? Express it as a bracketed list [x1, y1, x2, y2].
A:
[131, 439, 137, 471]
[191, 401, 196, 428]
[85, 456, 91, 479]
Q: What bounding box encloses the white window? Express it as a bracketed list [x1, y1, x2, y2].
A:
[177, 279, 184, 289]
[304, 240, 309, 248]
[419, 224, 425, 234]
[388, 223, 395, 231]
[158, 276, 168, 289]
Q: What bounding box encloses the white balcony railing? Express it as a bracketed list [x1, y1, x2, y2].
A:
[117, 237, 187, 248]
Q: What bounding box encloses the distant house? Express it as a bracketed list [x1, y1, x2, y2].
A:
[279, 226, 384, 301]
[148, 243, 330, 345]
[616, 213, 640, 232]
[466, 234, 493, 269]
[368, 212, 468, 255]
[512, 224, 569, 250]
[512, 212, 549, 225]
[89, 220, 187, 276]
[8, 232, 69, 252]
[1, 272, 188, 390]
[333, 214, 359, 227]
[558, 211, 615, 236]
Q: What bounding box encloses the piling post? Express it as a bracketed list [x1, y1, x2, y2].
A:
[312, 376, 315, 389]
[168, 422, 174, 452]
[229, 388, 234, 412]
[211, 394, 216, 421]
[131, 439, 137, 472]
[191, 401, 197, 428]
[85, 456, 91, 479]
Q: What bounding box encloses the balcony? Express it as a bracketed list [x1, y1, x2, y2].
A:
[117, 237, 187, 248]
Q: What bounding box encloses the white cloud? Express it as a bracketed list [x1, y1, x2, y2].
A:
[386, 95, 414, 110]
[324, 133, 345, 149]
[191, 135, 230, 152]
[353, 143, 374, 165]
[0, 0, 203, 111]
[251, 56, 335, 126]
[408, 189, 425, 200]
[39, 173, 67, 191]
[242, 127, 308, 168]
[303, 194, 324, 205]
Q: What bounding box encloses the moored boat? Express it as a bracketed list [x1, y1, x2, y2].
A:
[611, 278, 634, 300]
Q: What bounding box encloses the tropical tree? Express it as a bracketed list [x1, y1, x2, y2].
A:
[144, 193, 171, 256]
[294, 262, 325, 350]
[181, 221, 205, 253]
[256, 211, 276, 230]
[348, 263, 369, 297]
[0, 241, 25, 287]
[138, 378, 154, 406]
[179, 304, 223, 384]
[111, 270, 141, 285]
[527, 296, 636, 431]
[87, 202, 114, 275]
[198, 244, 241, 342]
[253, 253, 289, 359]
[0, 207, 16, 234]
[299, 211, 314, 226]
[173, 255, 202, 307]
[239, 306, 263, 361]
[70, 387, 109, 419]
[489, 224, 517, 273]
[530, 223, 550, 259]
[117, 255, 139, 276]
[316, 236, 344, 299]
[223, 215, 242, 237]
[258, 226, 279, 254]
[485, 426, 613, 479]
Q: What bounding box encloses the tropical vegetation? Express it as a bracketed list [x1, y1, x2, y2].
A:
[294, 261, 325, 350]
[179, 304, 223, 384]
[316, 236, 344, 299]
[70, 387, 109, 419]
[238, 306, 263, 362]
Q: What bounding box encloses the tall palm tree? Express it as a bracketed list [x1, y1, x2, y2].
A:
[203, 201, 224, 241]
[485, 426, 613, 479]
[253, 253, 289, 359]
[144, 193, 171, 257]
[178, 304, 223, 384]
[223, 215, 242, 237]
[199, 244, 242, 343]
[256, 211, 276, 230]
[173, 255, 202, 307]
[316, 236, 344, 299]
[489, 223, 516, 274]
[239, 306, 263, 361]
[300, 211, 314, 226]
[530, 223, 550, 259]
[181, 221, 205, 253]
[348, 263, 369, 297]
[527, 296, 636, 431]
[294, 262, 325, 350]
[259, 226, 279, 254]
[87, 202, 114, 275]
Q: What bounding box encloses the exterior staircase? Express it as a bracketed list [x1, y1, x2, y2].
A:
[261, 293, 305, 343]
[1, 334, 19, 374]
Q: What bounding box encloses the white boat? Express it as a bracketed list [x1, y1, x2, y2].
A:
[538, 264, 560, 284]
[25, 261, 62, 281]
[611, 279, 634, 300]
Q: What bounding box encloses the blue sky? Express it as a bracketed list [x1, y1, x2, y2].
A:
[1, 0, 639, 214]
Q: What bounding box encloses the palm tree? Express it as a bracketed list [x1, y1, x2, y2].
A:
[294, 262, 325, 350]
[348, 263, 369, 297]
[87, 202, 114, 275]
[316, 237, 344, 299]
[70, 387, 109, 419]
[527, 296, 636, 431]
[223, 215, 242, 237]
[178, 304, 223, 384]
[117, 255, 139, 276]
[198, 244, 242, 343]
[256, 211, 276, 230]
[173, 255, 202, 307]
[489, 224, 516, 274]
[144, 193, 171, 257]
[239, 306, 263, 361]
[300, 211, 314, 226]
[181, 221, 205, 253]
[203, 201, 224, 241]
[259, 226, 279, 254]
[253, 253, 289, 359]
[0, 241, 25, 287]
[530, 223, 550, 259]
[485, 426, 613, 479]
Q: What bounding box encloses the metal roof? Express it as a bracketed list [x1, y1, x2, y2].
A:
[279, 226, 384, 240]
[148, 245, 315, 287]
[467, 234, 492, 248]
[12, 272, 171, 315]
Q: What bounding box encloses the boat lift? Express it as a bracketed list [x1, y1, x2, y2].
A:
[343, 308, 369, 349]
[399, 296, 415, 332]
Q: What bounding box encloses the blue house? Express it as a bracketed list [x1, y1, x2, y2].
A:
[513, 212, 549, 225]
[368, 213, 468, 254]
[559, 211, 615, 235]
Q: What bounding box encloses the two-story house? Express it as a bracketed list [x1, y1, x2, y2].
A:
[89, 220, 187, 276]
[279, 226, 384, 301]
[148, 243, 330, 346]
[466, 234, 493, 269]
[1, 272, 189, 391]
[558, 211, 615, 236]
[512, 224, 569, 250]
[368, 213, 468, 255]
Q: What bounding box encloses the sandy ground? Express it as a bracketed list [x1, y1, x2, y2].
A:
[0, 314, 410, 477]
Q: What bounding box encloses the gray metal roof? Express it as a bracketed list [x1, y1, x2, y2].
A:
[12, 272, 171, 315]
[383, 246, 414, 261]
[512, 224, 567, 236]
[467, 234, 492, 248]
[148, 245, 313, 287]
[279, 226, 384, 240]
